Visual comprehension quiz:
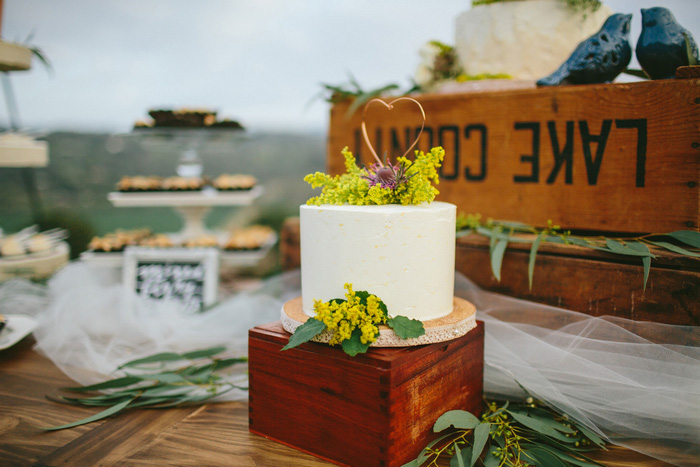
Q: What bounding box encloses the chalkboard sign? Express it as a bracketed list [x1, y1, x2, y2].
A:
[123, 247, 219, 313]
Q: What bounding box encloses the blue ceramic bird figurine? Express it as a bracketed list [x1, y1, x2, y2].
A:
[636, 7, 699, 80]
[537, 13, 633, 86]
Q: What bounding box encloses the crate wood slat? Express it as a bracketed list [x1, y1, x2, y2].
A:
[457, 234, 700, 327]
[327, 80, 700, 233]
[249, 320, 485, 467]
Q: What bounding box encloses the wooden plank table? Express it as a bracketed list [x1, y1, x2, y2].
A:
[0, 334, 680, 466]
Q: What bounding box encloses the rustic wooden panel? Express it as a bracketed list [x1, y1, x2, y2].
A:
[327, 80, 700, 233]
[248, 321, 484, 467]
[457, 234, 700, 327]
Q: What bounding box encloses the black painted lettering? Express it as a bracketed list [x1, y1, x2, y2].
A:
[421, 126, 434, 153]
[615, 119, 647, 187]
[464, 124, 487, 181]
[546, 121, 574, 184]
[579, 120, 612, 185]
[438, 125, 460, 180]
[513, 122, 540, 183]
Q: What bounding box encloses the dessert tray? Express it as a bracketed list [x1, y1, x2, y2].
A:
[281, 296, 477, 347]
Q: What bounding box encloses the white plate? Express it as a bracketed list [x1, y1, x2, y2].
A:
[0, 314, 37, 350]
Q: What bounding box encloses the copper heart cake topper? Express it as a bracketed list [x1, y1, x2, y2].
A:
[361, 97, 426, 167]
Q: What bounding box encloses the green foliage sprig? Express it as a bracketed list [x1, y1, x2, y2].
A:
[403, 398, 606, 467]
[315, 72, 401, 118]
[457, 214, 700, 291]
[282, 284, 425, 356]
[43, 346, 246, 431]
[304, 146, 444, 206]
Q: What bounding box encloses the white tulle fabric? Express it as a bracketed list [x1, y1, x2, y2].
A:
[1, 263, 698, 466]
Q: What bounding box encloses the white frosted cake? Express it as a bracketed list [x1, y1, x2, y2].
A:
[300, 201, 456, 321]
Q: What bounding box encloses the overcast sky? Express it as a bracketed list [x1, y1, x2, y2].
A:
[1, 0, 698, 134]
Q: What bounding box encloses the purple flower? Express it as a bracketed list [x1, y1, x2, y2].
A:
[362, 162, 415, 190]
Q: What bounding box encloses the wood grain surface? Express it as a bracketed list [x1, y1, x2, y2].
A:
[0, 334, 683, 466]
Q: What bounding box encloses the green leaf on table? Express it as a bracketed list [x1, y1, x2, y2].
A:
[471, 422, 491, 467]
[281, 318, 326, 351]
[341, 328, 371, 356]
[667, 230, 700, 249]
[401, 432, 456, 467]
[491, 237, 508, 281]
[528, 232, 544, 290]
[450, 442, 469, 467]
[387, 315, 425, 339]
[521, 446, 567, 467]
[42, 396, 136, 431]
[650, 241, 700, 258]
[62, 375, 143, 392]
[576, 423, 607, 449]
[508, 410, 572, 440]
[211, 357, 247, 371]
[433, 409, 481, 432]
[182, 346, 227, 360]
[118, 352, 186, 369]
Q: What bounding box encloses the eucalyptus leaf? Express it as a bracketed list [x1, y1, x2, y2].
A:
[471, 422, 490, 467]
[62, 375, 144, 392]
[182, 346, 227, 360]
[483, 446, 500, 467]
[451, 442, 467, 467]
[528, 232, 544, 290]
[118, 352, 186, 369]
[529, 445, 605, 467]
[508, 408, 575, 434]
[387, 315, 425, 339]
[626, 242, 652, 290]
[575, 423, 607, 448]
[507, 410, 571, 440]
[667, 230, 700, 249]
[42, 396, 136, 431]
[604, 239, 654, 257]
[401, 432, 456, 467]
[145, 372, 188, 384]
[281, 318, 326, 351]
[522, 446, 567, 467]
[491, 237, 508, 281]
[433, 410, 481, 432]
[650, 241, 700, 258]
[212, 357, 248, 370]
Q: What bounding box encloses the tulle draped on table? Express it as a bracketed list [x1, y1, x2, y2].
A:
[1, 262, 698, 466]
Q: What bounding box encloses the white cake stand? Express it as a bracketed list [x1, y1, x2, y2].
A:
[107, 186, 264, 238]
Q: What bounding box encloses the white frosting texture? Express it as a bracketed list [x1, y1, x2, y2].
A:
[455, 0, 612, 80]
[300, 202, 456, 321]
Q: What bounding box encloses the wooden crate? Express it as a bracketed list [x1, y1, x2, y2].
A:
[279, 219, 699, 326]
[457, 234, 700, 327]
[327, 79, 700, 234]
[248, 320, 484, 467]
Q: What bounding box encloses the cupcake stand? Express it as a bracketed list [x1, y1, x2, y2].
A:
[80, 128, 276, 278]
[0, 40, 70, 281]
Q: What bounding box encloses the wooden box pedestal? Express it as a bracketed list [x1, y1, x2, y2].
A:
[248, 320, 484, 467]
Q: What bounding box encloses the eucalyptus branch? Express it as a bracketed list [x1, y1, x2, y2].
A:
[403, 397, 606, 467]
[42, 346, 247, 431]
[457, 214, 700, 291]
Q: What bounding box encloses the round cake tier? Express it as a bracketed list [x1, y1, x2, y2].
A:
[300, 202, 456, 321]
[281, 296, 477, 347]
